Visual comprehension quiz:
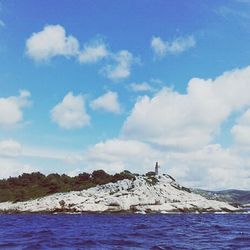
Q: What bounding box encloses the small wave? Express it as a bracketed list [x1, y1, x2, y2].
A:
[133, 224, 149, 230]
[0, 214, 249, 249]
[211, 224, 230, 232]
[100, 239, 142, 247]
[22, 243, 43, 250]
[20, 232, 34, 238]
[150, 245, 173, 250]
[0, 242, 18, 248]
[128, 232, 144, 237]
[73, 239, 98, 248]
[232, 236, 250, 242]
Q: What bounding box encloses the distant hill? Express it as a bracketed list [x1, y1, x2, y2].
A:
[192, 189, 250, 205]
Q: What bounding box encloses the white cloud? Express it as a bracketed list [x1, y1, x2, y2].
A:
[80, 139, 159, 173]
[67, 168, 83, 177]
[151, 35, 196, 57]
[130, 82, 154, 92]
[231, 109, 250, 146]
[0, 140, 36, 179]
[122, 66, 250, 149]
[22, 145, 73, 161]
[65, 138, 250, 189]
[0, 90, 31, 126]
[90, 91, 121, 114]
[166, 144, 249, 190]
[51, 92, 90, 129]
[26, 24, 79, 61]
[26, 25, 137, 80]
[103, 50, 137, 80]
[0, 139, 22, 157]
[45, 66, 250, 189]
[78, 41, 108, 63]
[0, 158, 35, 179]
[151, 37, 167, 57]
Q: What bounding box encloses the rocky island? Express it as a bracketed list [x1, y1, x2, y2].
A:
[0, 172, 241, 214]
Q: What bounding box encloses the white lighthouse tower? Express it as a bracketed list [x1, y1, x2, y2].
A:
[155, 162, 160, 175]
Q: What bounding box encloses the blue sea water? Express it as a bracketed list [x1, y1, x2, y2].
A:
[0, 214, 249, 249]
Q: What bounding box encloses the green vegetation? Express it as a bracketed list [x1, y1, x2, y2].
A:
[0, 170, 135, 203]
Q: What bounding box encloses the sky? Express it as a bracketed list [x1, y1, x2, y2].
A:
[0, 0, 250, 190]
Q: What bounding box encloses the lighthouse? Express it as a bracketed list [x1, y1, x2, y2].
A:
[155, 162, 160, 175]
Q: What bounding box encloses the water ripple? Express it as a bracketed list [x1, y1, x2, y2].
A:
[0, 214, 249, 249]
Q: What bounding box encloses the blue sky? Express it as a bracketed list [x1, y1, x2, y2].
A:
[0, 0, 250, 190]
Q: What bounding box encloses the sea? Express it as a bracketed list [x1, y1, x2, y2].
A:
[0, 214, 249, 249]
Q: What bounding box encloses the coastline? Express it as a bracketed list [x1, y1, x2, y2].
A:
[0, 209, 248, 215]
[0, 174, 244, 214]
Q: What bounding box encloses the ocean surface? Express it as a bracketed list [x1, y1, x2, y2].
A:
[0, 214, 249, 249]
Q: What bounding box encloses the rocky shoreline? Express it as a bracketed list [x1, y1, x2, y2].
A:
[0, 174, 242, 214]
[0, 207, 246, 215]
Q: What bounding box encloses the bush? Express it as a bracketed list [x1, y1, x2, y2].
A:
[112, 171, 135, 182]
[0, 170, 136, 202]
[146, 171, 156, 177]
[92, 170, 110, 179]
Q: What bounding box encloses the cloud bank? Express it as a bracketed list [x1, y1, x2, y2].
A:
[122, 67, 250, 149]
[62, 66, 250, 189]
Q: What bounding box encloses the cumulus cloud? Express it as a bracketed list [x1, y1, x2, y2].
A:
[122, 66, 250, 149]
[57, 66, 250, 189]
[103, 50, 137, 81]
[151, 37, 167, 57]
[79, 139, 159, 173]
[166, 144, 249, 190]
[0, 139, 22, 157]
[0, 158, 35, 179]
[26, 25, 79, 61]
[26, 24, 137, 80]
[78, 41, 108, 63]
[130, 82, 154, 92]
[90, 91, 121, 114]
[231, 109, 250, 146]
[0, 140, 36, 179]
[26, 24, 108, 63]
[0, 90, 31, 127]
[151, 35, 196, 57]
[51, 92, 90, 129]
[64, 138, 250, 189]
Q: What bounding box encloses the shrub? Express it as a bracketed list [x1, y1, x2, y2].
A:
[146, 171, 156, 177]
[0, 169, 137, 202]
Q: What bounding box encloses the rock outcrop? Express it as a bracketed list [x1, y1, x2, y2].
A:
[0, 174, 240, 213]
